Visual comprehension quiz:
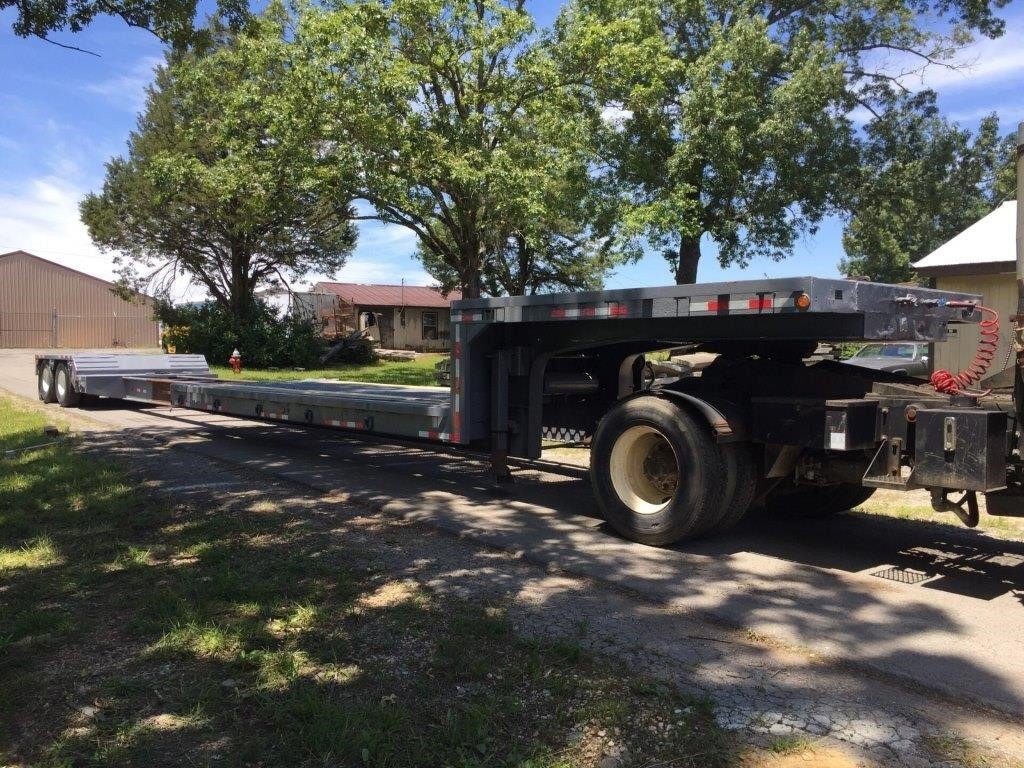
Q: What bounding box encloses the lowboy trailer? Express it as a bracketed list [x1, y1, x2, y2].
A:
[34, 275, 1024, 545]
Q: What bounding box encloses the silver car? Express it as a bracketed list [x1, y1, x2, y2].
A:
[842, 342, 930, 377]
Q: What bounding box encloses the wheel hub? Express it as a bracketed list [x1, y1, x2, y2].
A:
[608, 425, 680, 515]
[642, 442, 678, 496]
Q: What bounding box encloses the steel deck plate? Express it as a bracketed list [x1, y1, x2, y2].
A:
[179, 379, 451, 417]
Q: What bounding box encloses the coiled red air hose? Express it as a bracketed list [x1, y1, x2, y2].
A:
[930, 303, 999, 395]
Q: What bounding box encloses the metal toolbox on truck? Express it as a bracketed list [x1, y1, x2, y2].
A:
[913, 408, 1007, 492]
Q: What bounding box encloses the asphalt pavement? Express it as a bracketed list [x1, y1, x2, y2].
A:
[4, 348, 1024, 720]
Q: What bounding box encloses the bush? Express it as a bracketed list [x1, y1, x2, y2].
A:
[156, 299, 326, 369]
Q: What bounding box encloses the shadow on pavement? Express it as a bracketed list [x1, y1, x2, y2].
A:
[62, 400, 1024, 718]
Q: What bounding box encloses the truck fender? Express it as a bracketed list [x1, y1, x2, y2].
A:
[631, 389, 746, 443]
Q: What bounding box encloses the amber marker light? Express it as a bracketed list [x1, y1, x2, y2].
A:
[794, 293, 811, 311]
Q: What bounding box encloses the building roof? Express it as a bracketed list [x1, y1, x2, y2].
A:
[1, 249, 120, 290]
[913, 201, 1017, 274]
[314, 282, 461, 308]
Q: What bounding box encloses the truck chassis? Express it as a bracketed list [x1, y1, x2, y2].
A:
[34, 276, 1024, 545]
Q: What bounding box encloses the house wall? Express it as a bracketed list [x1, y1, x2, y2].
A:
[0, 252, 159, 348]
[934, 271, 1015, 387]
[356, 305, 451, 352]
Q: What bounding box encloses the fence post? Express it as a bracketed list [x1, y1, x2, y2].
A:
[51, 308, 58, 347]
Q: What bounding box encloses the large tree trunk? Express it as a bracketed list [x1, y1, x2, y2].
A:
[229, 249, 255, 320]
[675, 236, 701, 284]
[460, 268, 482, 299]
[459, 243, 484, 299]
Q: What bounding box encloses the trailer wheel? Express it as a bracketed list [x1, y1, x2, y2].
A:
[54, 364, 80, 408]
[38, 364, 57, 403]
[591, 396, 724, 545]
[700, 442, 758, 534]
[766, 482, 875, 517]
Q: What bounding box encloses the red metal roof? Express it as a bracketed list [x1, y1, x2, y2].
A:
[314, 282, 461, 308]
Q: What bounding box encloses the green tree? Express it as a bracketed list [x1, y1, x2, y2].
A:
[81, 11, 358, 322]
[841, 94, 1017, 283]
[291, 0, 632, 298]
[5, 0, 247, 50]
[555, 0, 1010, 283]
[417, 170, 630, 295]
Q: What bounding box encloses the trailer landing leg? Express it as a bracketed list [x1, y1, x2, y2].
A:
[931, 489, 980, 527]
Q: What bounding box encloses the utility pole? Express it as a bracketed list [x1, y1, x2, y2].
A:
[1014, 122, 1024, 455]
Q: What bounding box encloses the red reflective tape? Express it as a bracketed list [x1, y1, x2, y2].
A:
[550, 307, 567, 318]
[706, 300, 724, 311]
[608, 303, 629, 317]
[451, 342, 461, 358]
[453, 412, 461, 432]
[748, 297, 772, 310]
[580, 306, 596, 317]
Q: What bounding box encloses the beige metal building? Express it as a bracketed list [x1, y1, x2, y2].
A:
[913, 201, 1016, 387]
[0, 250, 160, 348]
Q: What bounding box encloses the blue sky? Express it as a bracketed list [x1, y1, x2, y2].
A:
[1, 2, 1022, 300]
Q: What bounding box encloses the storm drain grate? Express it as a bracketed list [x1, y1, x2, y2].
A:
[870, 566, 932, 584]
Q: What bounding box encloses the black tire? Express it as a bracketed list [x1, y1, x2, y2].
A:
[591, 396, 725, 546]
[700, 442, 758, 534]
[38, 364, 57, 403]
[765, 482, 875, 517]
[54, 364, 80, 408]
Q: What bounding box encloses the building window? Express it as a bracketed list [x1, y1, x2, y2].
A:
[422, 311, 438, 340]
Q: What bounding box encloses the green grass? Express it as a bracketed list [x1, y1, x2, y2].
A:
[0, 394, 734, 768]
[209, 354, 447, 387]
[768, 733, 813, 754]
[857, 491, 1024, 541]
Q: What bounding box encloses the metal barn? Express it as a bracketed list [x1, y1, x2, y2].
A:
[0, 250, 159, 348]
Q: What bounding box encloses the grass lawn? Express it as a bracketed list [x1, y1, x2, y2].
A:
[209, 353, 447, 387]
[0, 394, 735, 767]
[857, 489, 1024, 541]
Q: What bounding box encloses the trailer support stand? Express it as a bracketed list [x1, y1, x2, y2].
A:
[490, 351, 512, 483]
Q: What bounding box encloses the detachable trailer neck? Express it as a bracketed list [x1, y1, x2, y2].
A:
[33, 274, 1021, 546]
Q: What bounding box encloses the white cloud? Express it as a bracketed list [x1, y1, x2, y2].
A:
[323, 255, 432, 286]
[0, 175, 115, 280]
[947, 104, 1024, 124]
[83, 55, 162, 114]
[300, 219, 431, 288]
[890, 25, 1024, 93]
[601, 104, 633, 127]
[0, 173, 207, 303]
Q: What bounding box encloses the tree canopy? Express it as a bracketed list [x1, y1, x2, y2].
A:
[80, 11, 358, 320]
[554, 0, 1011, 283]
[288, 0, 634, 298]
[4, 0, 248, 49]
[841, 93, 1016, 283]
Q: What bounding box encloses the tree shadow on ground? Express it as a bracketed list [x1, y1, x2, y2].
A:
[5, 406, 1024, 767]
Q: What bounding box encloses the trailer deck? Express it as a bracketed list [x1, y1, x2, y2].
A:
[36, 277, 985, 450]
[32, 275, 1024, 545]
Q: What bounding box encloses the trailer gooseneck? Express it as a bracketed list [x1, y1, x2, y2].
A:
[33, 275, 1024, 545]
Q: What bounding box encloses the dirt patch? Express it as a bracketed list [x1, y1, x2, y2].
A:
[741, 743, 862, 767]
[355, 579, 420, 610]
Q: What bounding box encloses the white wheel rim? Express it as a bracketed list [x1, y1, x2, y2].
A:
[41, 367, 53, 395]
[56, 368, 68, 399]
[609, 425, 679, 515]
